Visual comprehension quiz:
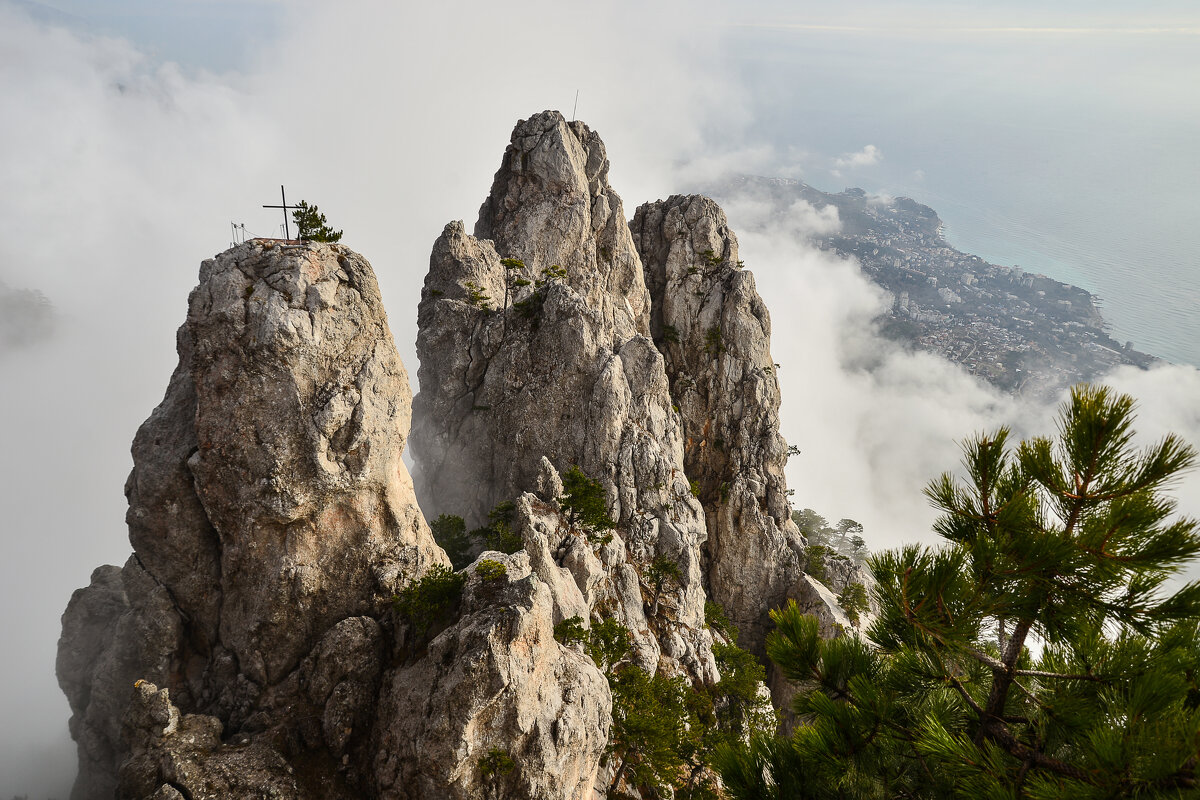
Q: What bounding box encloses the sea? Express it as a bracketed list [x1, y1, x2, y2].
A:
[729, 23, 1200, 369]
[880, 163, 1200, 368]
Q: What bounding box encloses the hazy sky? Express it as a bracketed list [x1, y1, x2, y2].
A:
[1, 1, 1198, 795]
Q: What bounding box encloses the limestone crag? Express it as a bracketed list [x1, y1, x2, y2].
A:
[373, 550, 611, 800]
[58, 111, 865, 800]
[411, 111, 716, 682]
[632, 195, 805, 656]
[474, 112, 652, 342]
[60, 242, 445, 799]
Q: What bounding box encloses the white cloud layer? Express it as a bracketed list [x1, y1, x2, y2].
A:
[717, 186, 1200, 553]
[834, 143, 883, 169]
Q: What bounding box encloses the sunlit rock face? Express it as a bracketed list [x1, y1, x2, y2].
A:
[411, 111, 717, 686]
[59, 241, 448, 799]
[632, 194, 806, 657]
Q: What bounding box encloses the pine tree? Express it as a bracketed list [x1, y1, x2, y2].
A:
[718, 385, 1200, 799]
[646, 556, 683, 617]
[560, 465, 617, 535]
[429, 514, 473, 569]
[291, 200, 343, 242]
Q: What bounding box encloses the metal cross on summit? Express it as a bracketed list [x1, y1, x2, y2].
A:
[262, 185, 300, 240]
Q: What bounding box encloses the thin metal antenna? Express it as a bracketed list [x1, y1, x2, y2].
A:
[571, 90, 579, 121]
[230, 222, 249, 247]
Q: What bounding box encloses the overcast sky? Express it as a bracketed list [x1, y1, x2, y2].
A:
[2, 2, 1198, 795]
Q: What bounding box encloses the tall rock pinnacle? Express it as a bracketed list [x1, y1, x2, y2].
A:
[58, 241, 448, 799]
[633, 195, 806, 655]
[412, 110, 717, 680]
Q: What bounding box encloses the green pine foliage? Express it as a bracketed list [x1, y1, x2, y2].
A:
[478, 747, 516, 779]
[553, 615, 588, 648]
[711, 642, 779, 741]
[429, 503, 521, 568]
[717, 385, 1200, 799]
[607, 666, 692, 797]
[291, 200, 343, 242]
[537, 264, 567, 285]
[802, 544, 830, 583]
[646, 556, 683, 617]
[585, 616, 634, 675]
[392, 564, 466, 639]
[561, 465, 617, 537]
[837, 582, 869, 626]
[468, 500, 523, 554]
[462, 280, 491, 311]
[704, 325, 724, 355]
[430, 514, 473, 570]
[705, 600, 737, 640]
[474, 559, 507, 581]
[568, 608, 776, 798]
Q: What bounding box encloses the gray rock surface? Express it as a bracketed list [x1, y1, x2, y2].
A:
[373, 551, 611, 800]
[632, 195, 806, 656]
[116, 680, 301, 800]
[58, 112, 868, 800]
[59, 241, 447, 799]
[411, 111, 716, 683]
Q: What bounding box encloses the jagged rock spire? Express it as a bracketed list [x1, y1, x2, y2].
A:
[633, 195, 806, 655]
[59, 241, 448, 799]
[411, 110, 717, 681]
[475, 111, 650, 342]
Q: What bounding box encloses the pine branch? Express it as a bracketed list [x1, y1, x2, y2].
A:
[966, 647, 1106, 682]
[946, 674, 985, 716]
[1013, 667, 1105, 682]
[982, 718, 1096, 785]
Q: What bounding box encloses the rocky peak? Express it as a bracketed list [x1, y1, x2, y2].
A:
[474, 110, 650, 344]
[411, 111, 717, 682]
[58, 113, 859, 800]
[632, 194, 805, 655]
[59, 240, 448, 798]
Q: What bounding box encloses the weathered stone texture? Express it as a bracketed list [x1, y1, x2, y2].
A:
[410, 111, 716, 684]
[632, 194, 806, 655]
[373, 551, 611, 800]
[58, 112, 867, 800]
[59, 241, 448, 799]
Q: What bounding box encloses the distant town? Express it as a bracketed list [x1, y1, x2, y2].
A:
[717, 178, 1157, 397]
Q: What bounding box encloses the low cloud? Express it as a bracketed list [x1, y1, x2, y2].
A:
[712, 182, 1200, 557]
[2, 3, 1197, 797]
[834, 143, 883, 169]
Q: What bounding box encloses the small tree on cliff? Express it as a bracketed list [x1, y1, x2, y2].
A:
[718, 385, 1200, 799]
[291, 200, 343, 242]
[561, 465, 617, 535]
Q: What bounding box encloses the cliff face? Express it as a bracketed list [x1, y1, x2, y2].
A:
[59, 111, 856, 799]
[631, 195, 806, 655]
[410, 112, 717, 682]
[59, 242, 451, 798]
